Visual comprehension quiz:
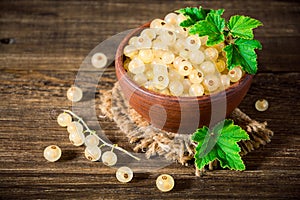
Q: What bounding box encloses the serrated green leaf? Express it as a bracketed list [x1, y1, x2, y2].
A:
[189, 13, 225, 46]
[209, 9, 225, 16]
[192, 119, 249, 171]
[179, 19, 196, 27]
[224, 38, 262, 74]
[195, 146, 217, 170]
[228, 15, 263, 39]
[176, 6, 208, 21]
[216, 144, 246, 170]
[191, 126, 209, 143]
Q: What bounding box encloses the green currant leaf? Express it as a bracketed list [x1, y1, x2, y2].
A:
[192, 119, 249, 171]
[189, 13, 225, 46]
[177, 6, 209, 28]
[209, 9, 225, 16]
[228, 15, 263, 39]
[224, 38, 262, 74]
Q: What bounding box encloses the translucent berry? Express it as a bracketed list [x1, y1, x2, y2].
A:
[169, 80, 184, 96]
[228, 67, 243, 82]
[182, 79, 191, 93]
[189, 50, 205, 65]
[85, 146, 101, 162]
[138, 49, 154, 63]
[189, 83, 204, 96]
[161, 51, 175, 64]
[134, 36, 152, 49]
[91, 52, 108, 68]
[145, 69, 154, 80]
[203, 75, 220, 92]
[57, 113, 72, 127]
[168, 69, 182, 81]
[199, 61, 216, 75]
[185, 35, 201, 51]
[152, 39, 168, 51]
[141, 28, 156, 40]
[153, 74, 169, 90]
[179, 48, 190, 60]
[116, 166, 133, 183]
[255, 99, 269, 112]
[67, 121, 83, 135]
[69, 131, 85, 146]
[84, 134, 100, 147]
[173, 56, 185, 69]
[102, 151, 118, 166]
[164, 13, 178, 25]
[220, 74, 231, 89]
[204, 47, 218, 61]
[128, 57, 145, 74]
[133, 73, 148, 85]
[67, 86, 83, 102]
[124, 45, 138, 58]
[156, 174, 175, 192]
[189, 69, 203, 84]
[178, 60, 192, 76]
[43, 145, 62, 162]
[215, 59, 226, 73]
[160, 30, 176, 45]
[150, 19, 167, 29]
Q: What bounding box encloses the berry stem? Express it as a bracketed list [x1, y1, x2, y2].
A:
[63, 109, 140, 161]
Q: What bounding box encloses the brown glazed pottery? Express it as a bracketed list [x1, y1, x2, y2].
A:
[115, 22, 253, 133]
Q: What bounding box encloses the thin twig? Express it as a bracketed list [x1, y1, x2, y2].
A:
[63, 109, 140, 161]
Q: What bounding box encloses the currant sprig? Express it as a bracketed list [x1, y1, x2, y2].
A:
[59, 110, 140, 161]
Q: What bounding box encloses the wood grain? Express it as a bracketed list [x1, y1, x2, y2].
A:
[0, 0, 299, 199]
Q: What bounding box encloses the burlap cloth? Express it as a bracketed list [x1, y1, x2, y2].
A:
[99, 83, 273, 175]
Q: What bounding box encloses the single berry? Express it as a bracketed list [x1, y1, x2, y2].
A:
[43, 145, 62, 162]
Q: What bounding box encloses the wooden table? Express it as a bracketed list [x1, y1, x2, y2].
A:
[0, 0, 299, 199]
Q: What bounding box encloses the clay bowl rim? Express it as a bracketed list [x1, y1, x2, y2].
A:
[115, 22, 253, 103]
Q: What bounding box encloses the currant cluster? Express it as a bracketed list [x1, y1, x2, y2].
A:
[123, 12, 244, 96]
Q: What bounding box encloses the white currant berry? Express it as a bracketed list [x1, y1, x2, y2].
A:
[204, 47, 218, 61]
[185, 35, 201, 51]
[173, 56, 185, 69]
[84, 134, 100, 147]
[189, 50, 205, 65]
[178, 60, 192, 76]
[141, 28, 156, 40]
[228, 67, 243, 82]
[189, 83, 204, 96]
[85, 146, 102, 162]
[69, 131, 85, 146]
[215, 59, 226, 72]
[134, 36, 152, 49]
[202, 75, 220, 92]
[102, 151, 118, 166]
[116, 166, 133, 183]
[128, 57, 145, 74]
[189, 69, 204, 84]
[67, 121, 83, 135]
[160, 30, 176, 45]
[139, 49, 154, 64]
[169, 80, 184, 96]
[43, 145, 62, 162]
[57, 113, 72, 127]
[133, 73, 148, 85]
[164, 13, 178, 25]
[161, 51, 175, 64]
[199, 61, 216, 75]
[156, 174, 175, 192]
[67, 86, 83, 102]
[124, 45, 138, 58]
[220, 74, 231, 89]
[150, 19, 167, 29]
[91, 52, 108, 68]
[255, 99, 269, 112]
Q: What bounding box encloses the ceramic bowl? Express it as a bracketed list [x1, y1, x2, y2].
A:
[115, 23, 253, 133]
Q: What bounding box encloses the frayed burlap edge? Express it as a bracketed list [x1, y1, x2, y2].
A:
[99, 83, 273, 176]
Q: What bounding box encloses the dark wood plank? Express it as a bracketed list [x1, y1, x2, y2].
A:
[0, 0, 299, 199]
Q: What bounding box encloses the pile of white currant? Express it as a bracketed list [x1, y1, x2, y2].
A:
[123, 12, 244, 96]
